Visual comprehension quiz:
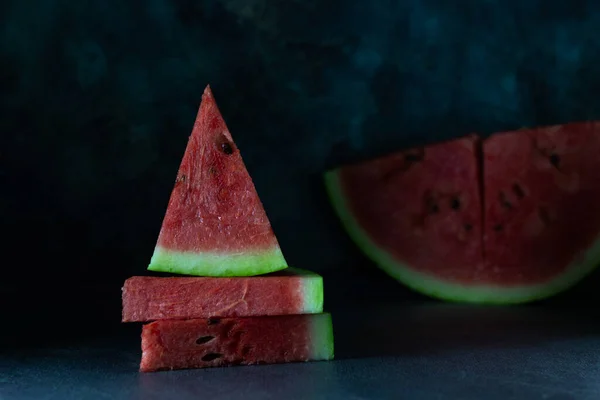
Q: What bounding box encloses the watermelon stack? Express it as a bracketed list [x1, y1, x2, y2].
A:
[121, 86, 334, 372]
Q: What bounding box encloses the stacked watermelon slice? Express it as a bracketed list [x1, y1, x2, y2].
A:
[121, 86, 334, 372]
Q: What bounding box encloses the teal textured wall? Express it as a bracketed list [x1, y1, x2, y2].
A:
[2, 1, 600, 308]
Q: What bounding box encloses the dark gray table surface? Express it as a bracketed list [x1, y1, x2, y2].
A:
[1, 303, 599, 400]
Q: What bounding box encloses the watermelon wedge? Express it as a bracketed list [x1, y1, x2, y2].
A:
[482, 122, 600, 301]
[140, 313, 335, 372]
[122, 268, 324, 322]
[325, 123, 600, 304]
[148, 86, 288, 276]
[325, 136, 485, 302]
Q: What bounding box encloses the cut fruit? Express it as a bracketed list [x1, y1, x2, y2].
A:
[122, 268, 323, 322]
[325, 136, 485, 302]
[482, 122, 600, 301]
[140, 313, 334, 372]
[326, 123, 600, 304]
[148, 86, 287, 276]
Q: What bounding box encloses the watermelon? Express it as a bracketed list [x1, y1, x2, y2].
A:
[482, 122, 600, 300]
[325, 123, 600, 304]
[325, 136, 485, 302]
[122, 268, 324, 322]
[140, 313, 335, 372]
[148, 86, 288, 276]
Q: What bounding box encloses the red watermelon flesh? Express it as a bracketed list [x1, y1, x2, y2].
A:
[484, 122, 600, 286]
[326, 136, 483, 290]
[121, 268, 323, 322]
[148, 86, 288, 276]
[327, 122, 600, 303]
[140, 313, 334, 372]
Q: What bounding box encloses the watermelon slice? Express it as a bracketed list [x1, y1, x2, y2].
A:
[326, 123, 600, 304]
[482, 122, 600, 301]
[122, 268, 324, 322]
[325, 136, 485, 302]
[140, 313, 334, 372]
[148, 86, 288, 276]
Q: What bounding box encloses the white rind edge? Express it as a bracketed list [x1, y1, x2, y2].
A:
[148, 246, 288, 277]
[300, 274, 325, 314]
[309, 313, 335, 360]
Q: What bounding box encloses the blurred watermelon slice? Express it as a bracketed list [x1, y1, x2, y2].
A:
[326, 123, 600, 304]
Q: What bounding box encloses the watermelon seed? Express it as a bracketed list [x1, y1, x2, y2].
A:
[201, 353, 223, 362]
[549, 153, 560, 169]
[382, 149, 425, 180]
[196, 336, 215, 345]
[512, 184, 525, 199]
[216, 133, 235, 155]
[498, 192, 512, 209]
[538, 207, 552, 225]
[424, 193, 439, 214]
[450, 197, 461, 210]
[493, 224, 503, 232]
[208, 317, 221, 325]
[221, 142, 233, 154]
[404, 149, 424, 163]
[464, 224, 472, 231]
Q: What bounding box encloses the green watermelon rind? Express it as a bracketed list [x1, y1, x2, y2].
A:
[296, 268, 325, 314]
[148, 246, 288, 277]
[310, 313, 335, 361]
[324, 169, 600, 305]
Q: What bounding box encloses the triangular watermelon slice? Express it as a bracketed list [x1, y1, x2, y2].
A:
[148, 86, 288, 276]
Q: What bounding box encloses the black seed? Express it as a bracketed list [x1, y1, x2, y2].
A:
[493, 224, 503, 232]
[499, 192, 512, 209]
[512, 183, 525, 199]
[382, 149, 425, 181]
[450, 197, 461, 210]
[382, 166, 406, 181]
[196, 335, 215, 345]
[539, 207, 551, 225]
[221, 141, 233, 154]
[464, 224, 472, 231]
[208, 317, 221, 325]
[404, 149, 424, 163]
[201, 353, 223, 362]
[216, 133, 235, 155]
[549, 153, 560, 168]
[424, 192, 439, 214]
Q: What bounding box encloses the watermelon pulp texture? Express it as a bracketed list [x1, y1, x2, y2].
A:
[140, 313, 334, 372]
[326, 136, 484, 301]
[149, 86, 288, 276]
[326, 122, 600, 304]
[482, 123, 600, 296]
[122, 268, 324, 322]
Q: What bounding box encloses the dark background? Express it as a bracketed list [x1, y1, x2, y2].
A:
[2, 0, 600, 343]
